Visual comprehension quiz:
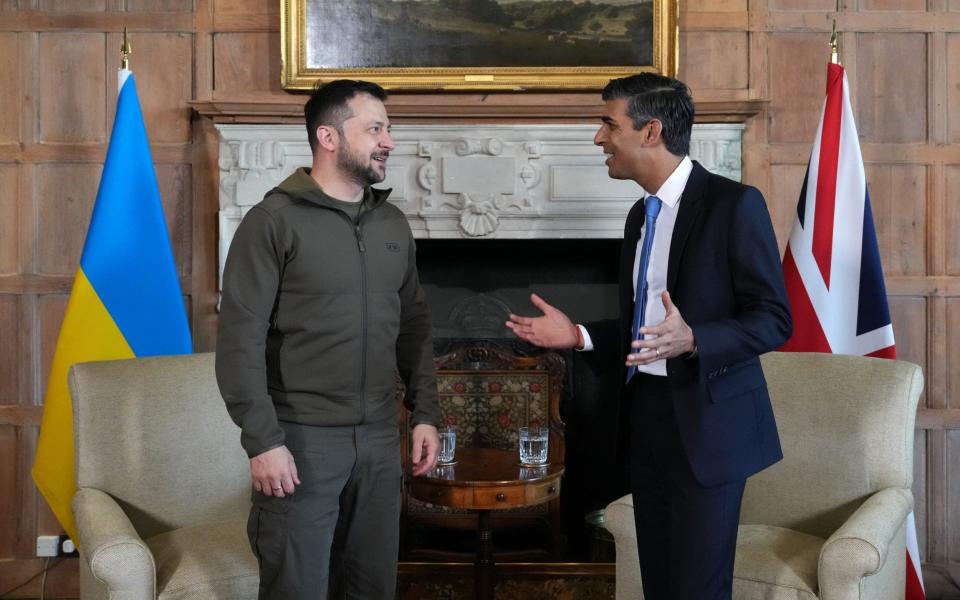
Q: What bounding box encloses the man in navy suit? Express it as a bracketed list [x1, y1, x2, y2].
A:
[507, 73, 792, 599]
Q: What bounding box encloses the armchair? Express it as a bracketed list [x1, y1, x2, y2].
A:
[70, 353, 258, 599]
[604, 351, 924, 600]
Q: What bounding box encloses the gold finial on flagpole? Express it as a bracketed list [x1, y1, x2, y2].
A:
[829, 19, 840, 65]
[121, 27, 132, 70]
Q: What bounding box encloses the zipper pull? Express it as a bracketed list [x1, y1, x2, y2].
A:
[355, 225, 366, 252]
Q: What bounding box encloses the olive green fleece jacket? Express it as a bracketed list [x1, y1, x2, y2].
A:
[216, 168, 441, 458]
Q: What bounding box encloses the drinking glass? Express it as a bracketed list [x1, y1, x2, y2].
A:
[518, 426, 549, 466]
[437, 425, 457, 465]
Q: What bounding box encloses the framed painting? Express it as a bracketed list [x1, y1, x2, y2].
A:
[281, 0, 678, 90]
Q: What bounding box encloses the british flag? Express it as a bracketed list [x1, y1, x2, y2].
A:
[780, 62, 925, 599]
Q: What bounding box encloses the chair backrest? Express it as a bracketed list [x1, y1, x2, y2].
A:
[400, 341, 565, 463]
[741, 352, 923, 539]
[71, 352, 250, 539]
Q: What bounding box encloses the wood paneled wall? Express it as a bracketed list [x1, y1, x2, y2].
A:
[1, 0, 958, 595]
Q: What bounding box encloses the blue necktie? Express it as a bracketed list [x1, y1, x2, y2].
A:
[626, 195, 662, 383]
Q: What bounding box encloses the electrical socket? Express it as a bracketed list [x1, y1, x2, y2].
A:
[59, 534, 79, 557]
[36, 535, 59, 557]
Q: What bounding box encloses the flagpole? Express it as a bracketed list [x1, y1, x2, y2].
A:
[829, 19, 840, 65]
[121, 27, 131, 69]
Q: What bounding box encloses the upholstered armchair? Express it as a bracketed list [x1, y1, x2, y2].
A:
[71, 353, 258, 599]
[604, 352, 924, 600]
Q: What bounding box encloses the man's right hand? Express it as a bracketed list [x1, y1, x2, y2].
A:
[251, 445, 300, 497]
[506, 293, 581, 349]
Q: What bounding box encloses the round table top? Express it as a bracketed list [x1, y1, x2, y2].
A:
[411, 447, 564, 487]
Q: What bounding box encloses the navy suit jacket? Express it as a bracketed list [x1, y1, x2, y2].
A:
[587, 161, 792, 488]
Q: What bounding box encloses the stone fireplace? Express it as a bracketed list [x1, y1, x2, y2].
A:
[216, 123, 743, 264]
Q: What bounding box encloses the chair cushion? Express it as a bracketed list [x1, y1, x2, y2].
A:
[146, 519, 258, 600]
[733, 524, 824, 600]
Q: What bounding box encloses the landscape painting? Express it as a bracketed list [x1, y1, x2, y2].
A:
[281, 0, 677, 90]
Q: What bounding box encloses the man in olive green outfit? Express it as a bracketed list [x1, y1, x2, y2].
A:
[216, 80, 441, 599]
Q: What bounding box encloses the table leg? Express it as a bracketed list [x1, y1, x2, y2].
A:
[475, 509, 494, 600]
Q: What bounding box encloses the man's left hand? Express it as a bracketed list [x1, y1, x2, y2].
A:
[410, 423, 440, 476]
[627, 291, 696, 366]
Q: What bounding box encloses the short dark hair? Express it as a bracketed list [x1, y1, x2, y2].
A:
[304, 79, 388, 152]
[601, 73, 694, 156]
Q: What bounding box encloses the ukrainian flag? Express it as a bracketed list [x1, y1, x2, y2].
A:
[32, 69, 192, 542]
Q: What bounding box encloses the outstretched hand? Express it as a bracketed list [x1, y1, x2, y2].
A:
[506, 293, 581, 349]
[626, 291, 695, 366]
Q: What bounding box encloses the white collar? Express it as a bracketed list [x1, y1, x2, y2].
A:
[645, 155, 692, 209]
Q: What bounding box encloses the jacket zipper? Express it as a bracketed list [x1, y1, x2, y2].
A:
[329, 198, 371, 424]
[355, 217, 368, 423]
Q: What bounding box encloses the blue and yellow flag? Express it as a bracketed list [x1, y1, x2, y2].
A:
[32, 69, 192, 541]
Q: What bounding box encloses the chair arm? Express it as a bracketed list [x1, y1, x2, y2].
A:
[818, 487, 912, 598]
[603, 494, 636, 541]
[604, 495, 643, 600]
[73, 487, 156, 598]
[603, 494, 637, 543]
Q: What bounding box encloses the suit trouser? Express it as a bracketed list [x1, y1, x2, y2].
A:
[247, 420, 402, 600]
[628, 373, 745, 600]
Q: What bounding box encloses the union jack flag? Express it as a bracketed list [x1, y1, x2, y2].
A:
[780, 62, 925, 599]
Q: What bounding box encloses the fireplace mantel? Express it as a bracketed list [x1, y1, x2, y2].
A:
[206, 100, 760, 292]
[193, 97, 765, 124]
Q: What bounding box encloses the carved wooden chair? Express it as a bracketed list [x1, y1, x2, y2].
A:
[399, 341, 566, 561]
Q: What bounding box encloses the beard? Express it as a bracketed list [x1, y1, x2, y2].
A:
[337, 137, 387, 187]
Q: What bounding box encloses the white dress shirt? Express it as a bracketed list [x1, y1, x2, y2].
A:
[579, 156, 693, 376]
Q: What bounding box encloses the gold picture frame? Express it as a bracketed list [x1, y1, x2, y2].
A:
[281, 0, 678, 91]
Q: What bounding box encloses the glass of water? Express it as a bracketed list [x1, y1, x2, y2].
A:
[437, 425, 457, 465]
[518, 426, 549, 466]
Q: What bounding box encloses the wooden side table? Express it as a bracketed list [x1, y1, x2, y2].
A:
[408, 447, 564, 600]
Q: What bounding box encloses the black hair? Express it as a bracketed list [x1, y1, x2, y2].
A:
[304, 79, 388, 152]
[601, 73, 694, 156]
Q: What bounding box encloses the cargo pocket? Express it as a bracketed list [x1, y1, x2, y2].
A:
[248, 494, 289, 589]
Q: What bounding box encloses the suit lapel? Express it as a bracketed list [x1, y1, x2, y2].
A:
[667, 161, 709, 291]
[621, 200, 644, 286]
[619, 198, 646, 335]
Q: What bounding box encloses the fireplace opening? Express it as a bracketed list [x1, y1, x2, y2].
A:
[415, 238, 628, 561]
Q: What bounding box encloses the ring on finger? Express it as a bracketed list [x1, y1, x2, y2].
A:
[655, 347, 661, 359]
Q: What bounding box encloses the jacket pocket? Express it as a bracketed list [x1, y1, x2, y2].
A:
[706, 362, 764, 403]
